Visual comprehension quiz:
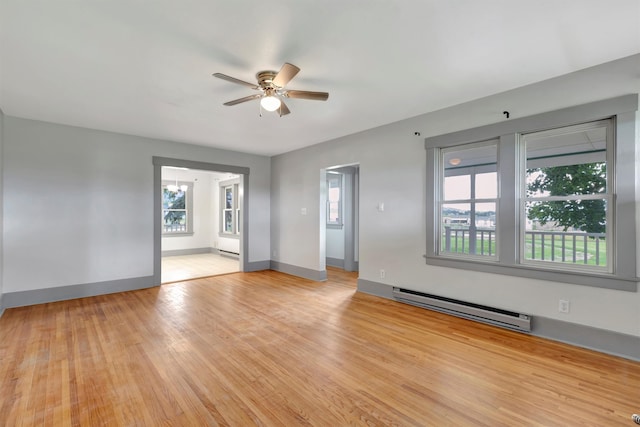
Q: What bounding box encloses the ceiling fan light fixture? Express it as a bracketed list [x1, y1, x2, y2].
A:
[260, 95, 281, 112]
[213, 63, 328, 116]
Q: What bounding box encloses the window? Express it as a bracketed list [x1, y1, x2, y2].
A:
[162, 181, 194, 235]
[223, 186, 234, 233]
[522, 121, 611, 271]
[425, 95, 637, 291]
[327, 172, 343, 227]
[219, 178, 240, 236]
[440, 141, 497, 259]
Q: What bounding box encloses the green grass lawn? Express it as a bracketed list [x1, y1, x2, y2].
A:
[442, 231, 607, 266]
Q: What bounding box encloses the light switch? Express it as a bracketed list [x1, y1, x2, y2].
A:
[301, 208, 307, 215]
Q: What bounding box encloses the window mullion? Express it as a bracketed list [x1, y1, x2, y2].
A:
[612, 111, 636, 279]
[425, 147, 439, 258]
[497, 134, 518, 265]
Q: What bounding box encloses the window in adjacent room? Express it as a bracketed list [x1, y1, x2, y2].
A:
[327, 172, 343, 227]
[162, 181, 194, 235]
[220, 179, 240, 236]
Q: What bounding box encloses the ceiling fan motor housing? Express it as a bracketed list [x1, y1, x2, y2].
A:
[213, 63, 328, 115]
[256, 71, 278, 88]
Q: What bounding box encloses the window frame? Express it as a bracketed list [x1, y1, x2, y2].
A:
[519, 120, 612, 273]
[161, 180, 194, 236]
[425, 95, 638, 291]
[219, 178, 241, 238]
[327, 172, 344, 228]
[439, 140, 499, 260]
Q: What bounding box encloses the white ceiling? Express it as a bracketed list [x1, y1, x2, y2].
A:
[1, 1, 639, 156]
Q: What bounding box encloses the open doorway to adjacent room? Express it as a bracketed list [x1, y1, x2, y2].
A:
[153, 157, 250, 285]
[323, 164, 359, 273]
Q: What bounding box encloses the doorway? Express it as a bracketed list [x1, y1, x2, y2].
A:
[152, 157, 250, 284]
[160, 167, 242, 283]
[324, 164, 359, 272]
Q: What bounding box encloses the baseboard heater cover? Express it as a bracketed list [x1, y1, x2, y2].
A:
[219, 250, 240, 258]
[393, 287, 531, 332]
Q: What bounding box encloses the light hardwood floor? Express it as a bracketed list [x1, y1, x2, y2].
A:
[1, 268, 638, 426]
[161, 253, 239, 283]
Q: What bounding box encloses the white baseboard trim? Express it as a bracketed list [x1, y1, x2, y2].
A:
[162, 247, 217, 257]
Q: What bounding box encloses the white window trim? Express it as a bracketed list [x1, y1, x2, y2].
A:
[425, 95, 638, 291]
[162, 180, 194, 236]
[219, 178, 241, 238]
[327, 172, 344, 228]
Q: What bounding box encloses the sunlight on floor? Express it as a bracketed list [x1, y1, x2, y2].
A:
[161, 253, 239, 283]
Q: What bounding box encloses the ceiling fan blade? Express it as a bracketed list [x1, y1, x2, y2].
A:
[223, 94, 262, 106]
[279, 100, 291, 117]
[272, 63, 300, 88]
[284, 90, 329, 101]
[213, 73, 259, 89]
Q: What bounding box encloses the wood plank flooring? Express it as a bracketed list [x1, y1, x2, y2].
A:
[161, 253, 239, 284]
[1, 268, 639, 426]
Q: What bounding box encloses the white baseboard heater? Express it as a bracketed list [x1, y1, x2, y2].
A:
[218, 249, 239, 258]
[392, 287, 531, 333]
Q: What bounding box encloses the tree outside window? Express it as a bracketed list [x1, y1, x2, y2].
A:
[162, 181, 193, 235]
[425, 95, 637, 290]
[523, 121, 610, 269]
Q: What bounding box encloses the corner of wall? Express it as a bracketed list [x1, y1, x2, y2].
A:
[0, 107, 5, 315]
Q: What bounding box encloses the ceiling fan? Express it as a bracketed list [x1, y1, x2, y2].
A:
[213, 63, 329, 116]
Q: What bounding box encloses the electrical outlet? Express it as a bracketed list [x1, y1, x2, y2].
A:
[380, 269, 385, 279]
[559, 299, 570, 313]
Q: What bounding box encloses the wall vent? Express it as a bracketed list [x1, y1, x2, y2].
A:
[392, 287, 531, 332]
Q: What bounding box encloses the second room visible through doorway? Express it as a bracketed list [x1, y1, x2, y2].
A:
[161, 167, 241, 283]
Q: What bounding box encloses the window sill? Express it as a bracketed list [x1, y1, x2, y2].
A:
[327, 223, 344, 230]
[162, 232, 194, 237]
[218, 232, 240, 239]
[424, 255, 637, 292]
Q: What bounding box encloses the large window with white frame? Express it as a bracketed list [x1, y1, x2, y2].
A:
[162, 180, 194, 235]
[425, 95, 637, 291]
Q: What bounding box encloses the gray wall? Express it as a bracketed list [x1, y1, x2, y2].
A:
[2, 118, 270, 297]
[271, 54, 640, 338]
[0, 108, 4, 313]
